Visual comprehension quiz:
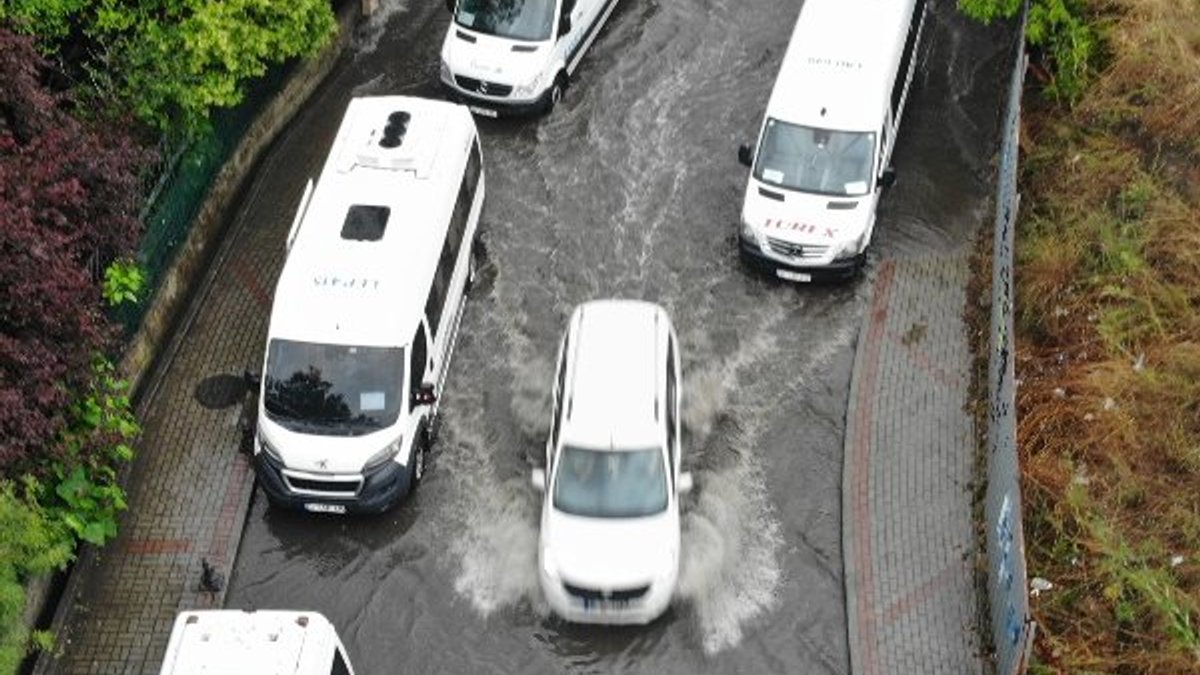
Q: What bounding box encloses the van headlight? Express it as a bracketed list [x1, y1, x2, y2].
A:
[833, 233, 866, 261]
[740, 219, 763, 250]
[363, 438, 403, 473]
[513, 73, 544, 99]
[257, 431, 283, 464]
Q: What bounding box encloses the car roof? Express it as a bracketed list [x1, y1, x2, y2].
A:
[268, 96, 477, 348]
[766, 0, 916, 131]
[159, 611, 337, 675]
[562, 300, 669, 450]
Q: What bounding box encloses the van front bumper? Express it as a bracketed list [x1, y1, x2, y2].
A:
[253, 452, 411, 515]
[440, 78, 550, 117]
[738, 235, 863, 282]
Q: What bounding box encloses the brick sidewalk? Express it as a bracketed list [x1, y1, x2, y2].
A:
[35, 163, 290, 675]
[843, 256, 985, 675]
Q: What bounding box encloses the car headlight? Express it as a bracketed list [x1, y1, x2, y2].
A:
[513, 73, 544, 99]
[439, 60, 453, 84]
[540, 546, 559, 580]
[363, 438, 403, 473]
[257, 431, 283, 464]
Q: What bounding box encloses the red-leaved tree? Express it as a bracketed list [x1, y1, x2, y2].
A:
[0, 28, 148, 472]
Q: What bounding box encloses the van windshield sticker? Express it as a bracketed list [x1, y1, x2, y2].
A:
[763, 169, 785, 183]
[844, 180, 868, 194]
[360, 392, 386, 411]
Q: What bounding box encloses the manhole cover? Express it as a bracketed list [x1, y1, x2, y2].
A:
[194, 374, 248, 410]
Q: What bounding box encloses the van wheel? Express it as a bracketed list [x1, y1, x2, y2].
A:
[411, 428, 431, 486]
[466, 243, 479, 290]
[544, 74, 566, 114]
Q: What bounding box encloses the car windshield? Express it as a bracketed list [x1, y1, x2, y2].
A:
[455, 0, 556, 42]
[552, 446, 668, 518]
[263, 339, 404, 437]
[755, 118, 876, 197]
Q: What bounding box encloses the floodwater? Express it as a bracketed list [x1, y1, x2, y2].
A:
[225, 0, 1012, 672]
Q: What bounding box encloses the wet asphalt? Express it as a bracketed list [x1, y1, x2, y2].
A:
[223, 0, 1013, 672]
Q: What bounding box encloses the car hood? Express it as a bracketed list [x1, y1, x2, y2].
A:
[441, 27, 547, 86]
[741, 177, 874, 245]
[543, 508, 679, 589]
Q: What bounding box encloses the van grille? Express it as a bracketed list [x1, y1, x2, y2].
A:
[454, 76, 513, 98]
[767, 237, 829, 261]
[283, 474, 361, 496]
[563, 583, 650, 602]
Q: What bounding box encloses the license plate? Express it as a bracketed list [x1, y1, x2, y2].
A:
[777, 269, 813, 283]
[469, 105, 498, 118]
[304, 503, 347, 514]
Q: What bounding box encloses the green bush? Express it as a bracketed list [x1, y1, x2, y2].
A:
[0, 483, 74, 674]
[1, 0, 336, 136]
[958, 0, 1097, 102]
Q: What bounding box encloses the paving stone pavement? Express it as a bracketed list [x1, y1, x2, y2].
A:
[843, 255, 985, 675]
[38, 180, 289, 675]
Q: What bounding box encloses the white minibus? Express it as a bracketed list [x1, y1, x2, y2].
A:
[159, 611, 355, 675]
[439, 0, 621, 116]
[254, 96, 484, 514]
[737, 0, 928, 281]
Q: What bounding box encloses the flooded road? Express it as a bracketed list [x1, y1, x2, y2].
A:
[225, 0, 1011, 672]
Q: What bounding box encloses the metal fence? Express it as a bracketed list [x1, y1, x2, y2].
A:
[985, 4, 1036, 674]
[112, 62, 294, 333]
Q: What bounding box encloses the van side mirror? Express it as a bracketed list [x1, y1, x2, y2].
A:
[878, 167, 897, 189]
[558, 15, 572, 38]
[412, 382, 437, 406]
[445, 0, 454, 13]
[678, 472, 694, 495]
[531, 468, 546, 492]
[243, 369, 261, 388]
[737, 143, 754, 168]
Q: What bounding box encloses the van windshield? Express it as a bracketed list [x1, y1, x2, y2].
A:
[263, 339, 404, 437]
[553, 446, 668, 518]
[455, 0, 556, 42]
[755, 119, 876, 197]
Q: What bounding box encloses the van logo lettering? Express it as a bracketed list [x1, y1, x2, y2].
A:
[762, 220, 838, 239]
[313, 276, 381, 290]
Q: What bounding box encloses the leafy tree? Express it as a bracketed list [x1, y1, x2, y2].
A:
[0, 28, 148, 472]
[2, 0, 337, 135]
[958, 0, 1096, 102]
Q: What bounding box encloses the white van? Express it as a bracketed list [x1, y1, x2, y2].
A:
[532, 300, 693, 625]
[737, 0, 928, 281]
[254, 96, 484, 515]
[439, 0, 621, 116]
[159, 610, 355, 675]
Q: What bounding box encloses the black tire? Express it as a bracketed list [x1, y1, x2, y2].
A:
[544, 74, 566, 115]
[411, 427, 430, 486]
[466, 239, 479, 290]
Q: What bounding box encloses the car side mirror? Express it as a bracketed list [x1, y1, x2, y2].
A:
[738, 143, 754, 168]
[531, 468, 546, 492]
[678, 472, 694, 495]
[878, 167, 897, 189]
[557, 15, 572, 38]
[412, 382, 437, 406]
